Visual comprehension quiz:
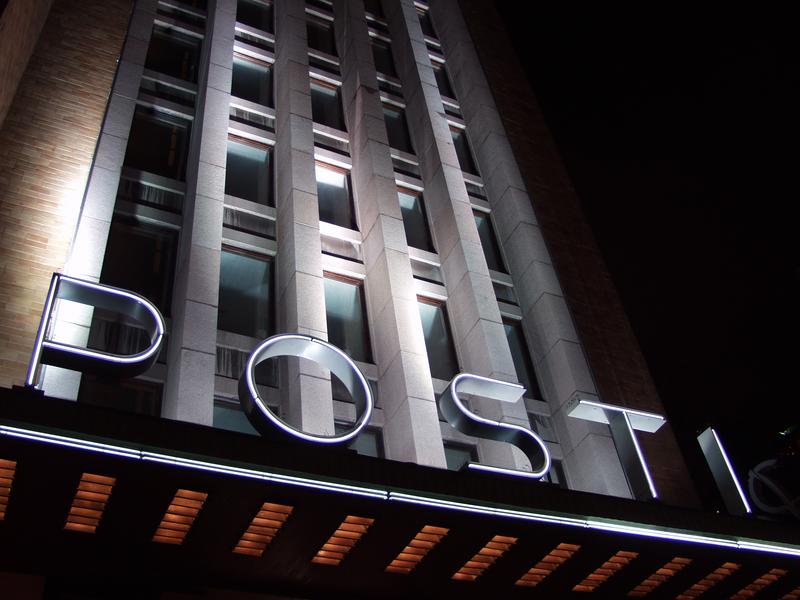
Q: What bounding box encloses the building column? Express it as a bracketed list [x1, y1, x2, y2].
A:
[385, 0, 530, 472]
[163, 0, 234, 424]
[273, 0, 334, 435]
[335, 0, 446, 467]
[431, 0, 630, 497]
[41, 0, 157, 400]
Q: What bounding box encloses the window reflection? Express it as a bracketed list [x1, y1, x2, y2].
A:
[371, 39, 396, 77]
[474, 211, 505, 272]
[218, 250, 274, 339]
[398, 189, 434, 252]
[503, 319, 542, 400]
[316, 163, 356, 229]
[124, 106, 191, 182]
[417, 299, 459, 381]
[451, 127, 478, 175]
[311, 81, 345, 131]
[307, 20, 337, 56]
[145, 25, 201, 83]
[324, 276, 372, 363]
[225, 139, 272, 206]
[237, 0, 273, 33]
[384, 106, 414, 153]
[232, 56, 272, 107]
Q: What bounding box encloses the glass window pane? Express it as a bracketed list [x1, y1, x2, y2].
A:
[371, 39, 396, 76]
[418, 300, 459, 380]
[433, 63, 454, 98]
[384, 106, 413, 153]
[307, 20, 337, 56]
[398, 189, 434, 252]
[218, 251, 274, 339]
[529, 413, 557, 443]
[543, 459, 566, 488]
[237, 0, 273, 33]
[145, 25, 201, 83]
[316, 164, 355, 229]
[335, 423, 384, 458]
[124, 106, 191, 181]
[504, 319, 542, 400]
[417, 10, 436, 38]
[451, 128, 478, 175]
[444, 443, 475, 471]
[364, 0, 383, 17]
[474, 211, 505, 272]
[232, 57, 272, 107]
[214, 401, 259, 435]
[225, 140, 272, 206]
[325, 277, 372, 363]
[310, 82, 345, 131]
[101, 217, 177, 316]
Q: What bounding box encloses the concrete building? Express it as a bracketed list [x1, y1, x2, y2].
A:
[0, 0, 798, 597]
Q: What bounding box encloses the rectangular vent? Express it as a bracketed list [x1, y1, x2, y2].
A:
[573, 550, 639, 592]
[153, 489, 208, 544]
[0, 459, 17, 519]
[64, 473, 115, 533]
[233, 502, 293, 556]
[311, 515, 374, 566]
[628, 557, 692, 597]
[229, 106, 272, 131]
[676, 562, 741, 599]
[118, 178, 183, 212]
[730, 568, 788, 599]
[385, 525, 449, 574]
[452, 535, 518, 581]
[515, 542, 581, 587]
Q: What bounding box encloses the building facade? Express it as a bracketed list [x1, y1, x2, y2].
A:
[0, 0, 798, 597]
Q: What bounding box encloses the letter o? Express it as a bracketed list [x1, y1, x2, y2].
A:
[238, 334, 373, 444]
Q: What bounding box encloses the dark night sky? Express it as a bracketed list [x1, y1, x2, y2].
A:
[496, 9, 799, 487]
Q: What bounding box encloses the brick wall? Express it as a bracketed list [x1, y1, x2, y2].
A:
[0, 0, 53, 128]
[0, 0, 133, 388]
[459, 0, 701, 507]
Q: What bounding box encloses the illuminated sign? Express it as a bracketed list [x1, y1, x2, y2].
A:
[27, 275, 684, 493]
[26, 273, 165, 385]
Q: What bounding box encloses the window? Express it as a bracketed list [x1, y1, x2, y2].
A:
[124, 106, 191, 181]
[101, 216, 178, 317]
[324, 275, 373, 363]
[363, 0, 383, 17]
[528, 412, 557, 443]
[217, 250, 274, 339]
[543, 459, 567, 488]
[433, 63, 455, 99]
[451, 127, 479, 175]
[307, 20, 337, 56]
[214, 400, 258, 435]
[474, 211, 505, 272]
[371, 39, 396, 77]
[225, 139, 273, 206]
[310, 81, 345, 131]
[398, 188, 434, 252]
[236, 0, 273, 33]
[232, 56, 272, 107]
[145, 25, 201, 83]
[78, 376, 162, 417]
[504, 319, 543, 400]
[417, 298, 459, 381]
[316, 163, 356, 229]
[417, 9, 437, 38]
[335, 423, 384, 458]
[444, 442, 476, 471]
[384, 106, 414, 154]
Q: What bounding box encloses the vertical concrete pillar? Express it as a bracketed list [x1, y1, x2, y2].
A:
[163, 0, 234, 424]
[385, 0, 529, 472]
[42, 0, 157, 399]
[335, 0, 445, 467]
[274, 0, 334, 435]
[431, 0, 630, 497]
